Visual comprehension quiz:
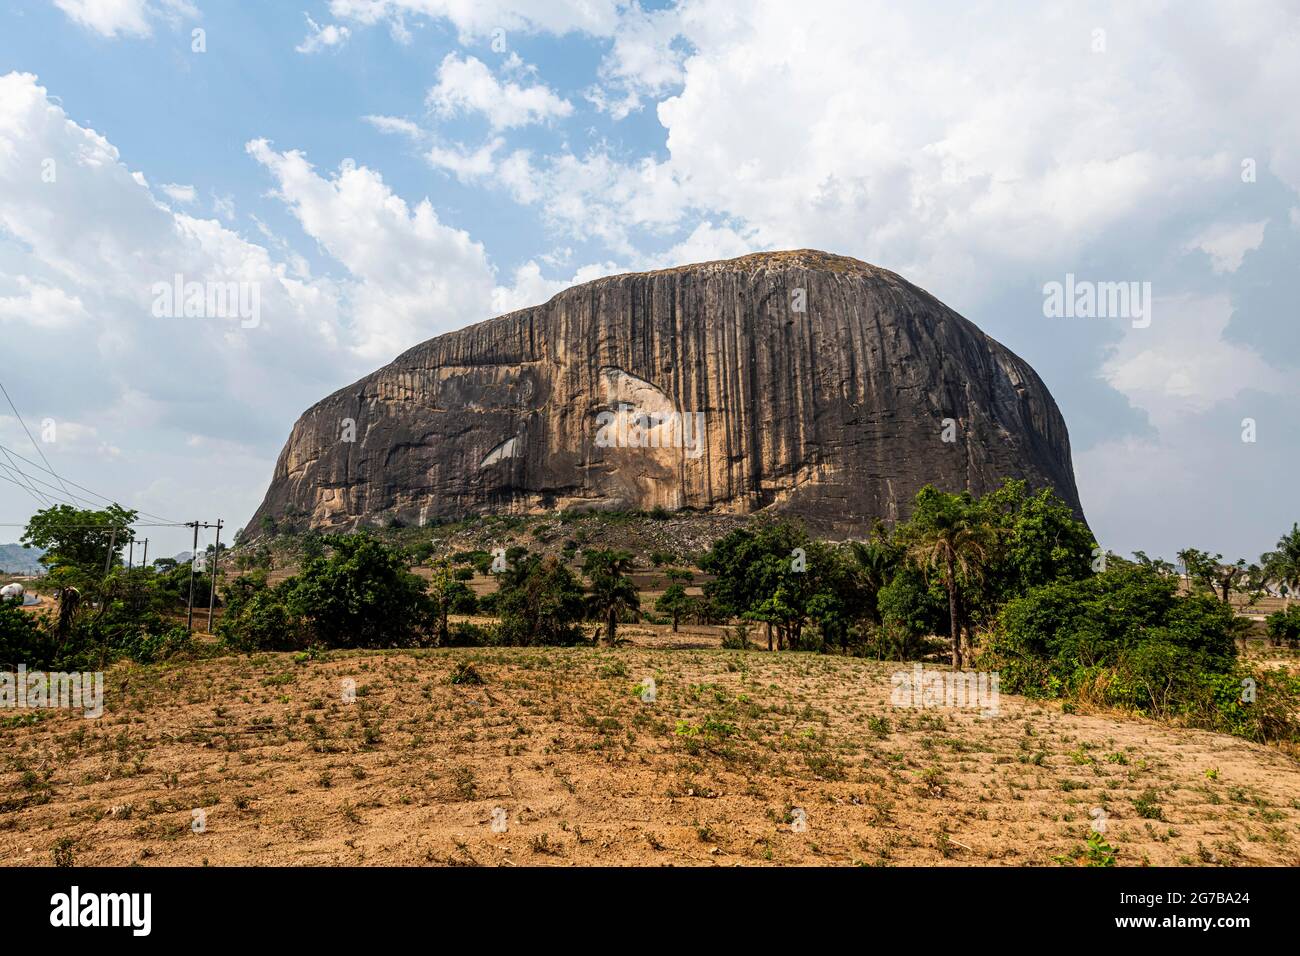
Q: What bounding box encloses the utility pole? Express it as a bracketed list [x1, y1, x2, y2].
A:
[207, 518, 223, 633]
[104, 527, 118, 576]
[141, 538, 148, 568]
[184, 521, 223, 633]
[185, 521, 199, 631]
[128, 539, 134, 571]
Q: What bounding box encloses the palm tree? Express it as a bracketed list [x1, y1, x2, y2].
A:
[1263, 524, 1300, 609]
[583, 549, 641, 644]
[849, 535, 898, 626]
[902, 489, 996, 670]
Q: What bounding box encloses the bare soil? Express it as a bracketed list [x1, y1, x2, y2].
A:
[3, 632, 1298, 867]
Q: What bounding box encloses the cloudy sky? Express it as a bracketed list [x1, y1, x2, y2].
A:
[0, 0, 1296, 561]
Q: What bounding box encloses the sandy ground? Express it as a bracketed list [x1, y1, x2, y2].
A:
[2, 640, 1298, 867]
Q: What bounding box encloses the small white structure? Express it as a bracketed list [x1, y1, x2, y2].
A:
[2, 582, 38, 605]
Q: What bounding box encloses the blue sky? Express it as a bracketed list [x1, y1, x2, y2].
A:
[1, 0, 1297, 562]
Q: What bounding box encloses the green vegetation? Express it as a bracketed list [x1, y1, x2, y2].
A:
[4, 504, 194, 669]
[699, 478, 1095, 658]
[495, 554, 588, 646]
[11, 488, 1299, 746]
[582, 549, 640, 644]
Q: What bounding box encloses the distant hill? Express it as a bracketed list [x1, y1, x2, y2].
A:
[0, 543, 45, 575]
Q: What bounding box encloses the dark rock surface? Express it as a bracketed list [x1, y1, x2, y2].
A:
[248, 250, 1083, 537]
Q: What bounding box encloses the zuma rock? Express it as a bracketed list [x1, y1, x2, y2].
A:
[248, 250, 1084, 537]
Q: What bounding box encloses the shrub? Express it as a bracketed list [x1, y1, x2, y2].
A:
[980, 563, 1300, 743]
[217, 580, 306, 652]
[0, 598, 46, 670]
[114, 625, 194, 665]
[444, 621, 496, 647]
[496, 554, 587, 646]
[1265, 606, 1300, 647]
[721, 622, 752, 649]
[288, 534, 434, 648]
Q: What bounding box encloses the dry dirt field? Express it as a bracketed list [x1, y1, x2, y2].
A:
[3, 634, 1299, 867]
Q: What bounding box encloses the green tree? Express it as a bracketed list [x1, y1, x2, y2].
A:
[1263, 524, 1300, 610]
[701, 519, 810, 649]
[979, 480, 1095, 598]
[655, 568, 694, 632]
[848, 531, 899, 627]
[1266, 606, 1300, 648]
[21, 503, 137, 579]
[497, 554, 587, 645]
[655, 583, 690, 631]
[287, 533, 434, 648]
[583, 549, 641, 644]
[427, 559, 477, 645]
[898, 486, 997, 669]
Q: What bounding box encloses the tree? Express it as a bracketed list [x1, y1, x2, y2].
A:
[1266, 606, 1300, 648]
[899, 487, 997, 669]
[655, 568, 694, 632]
[1263, 524, 1300, 609]
[1179, 548, 1258, 604]
[971, 480, 1095, 625]
[583, 549, 641, 644]
[427, 560, 477, 645]
[21, 504, 137, 579]
[1133, 551, 1177, 576]
[287, 533, 434, 648]
[497, 554, 587, 645]
[655, 584, 690, 631]
[848, 532, 898, 627]
[701, 519, 810, 650]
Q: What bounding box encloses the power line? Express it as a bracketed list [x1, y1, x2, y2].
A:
[0, 522, 188, 528]
[0, 377, 71, 499]
[0, 463, 54, 508]
[0, 439, 178, 524]
[0, 460, 112, 511]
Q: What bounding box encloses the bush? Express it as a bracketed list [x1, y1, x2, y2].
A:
[976, 564, 1300, 741]
[877, 566, 948, 640]
[288, 534, 434, 648]
[983, 564, 1236, 706]
[496, 554, 587, 646]
[0, 598, 46, 669]
[721, 622, 752, 649]
[1265, 606, 1300, 647]
[444, 621, 496, 647]
[218, 583, 306, 652]
[114, 625, 194, 665]
[217, 535, 436, 651]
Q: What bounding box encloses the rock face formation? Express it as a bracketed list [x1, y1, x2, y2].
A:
[248, 251, 1084, 537]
